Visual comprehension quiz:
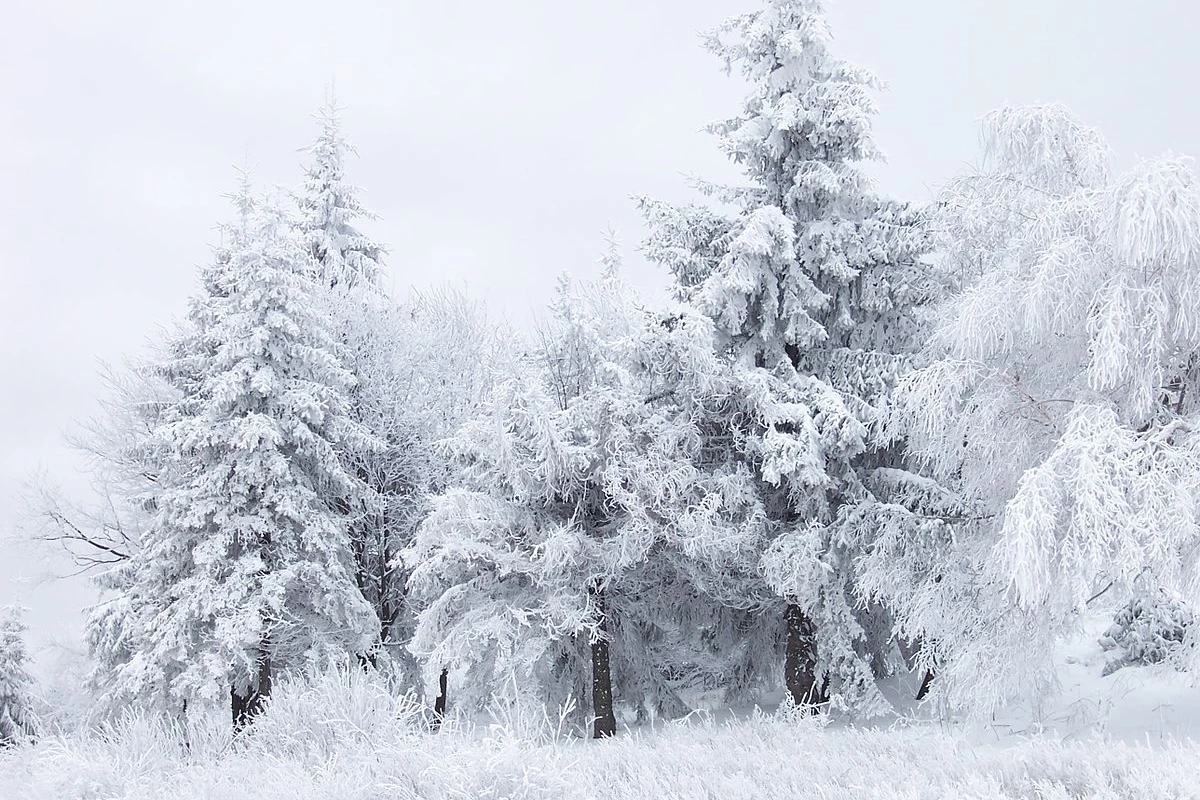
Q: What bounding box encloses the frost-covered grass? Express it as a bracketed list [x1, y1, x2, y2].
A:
[3, 670, 1200, 800]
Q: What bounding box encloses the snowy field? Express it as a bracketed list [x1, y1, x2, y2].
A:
[3, 700, 1198, 800]
[5, 640, 1200, 800]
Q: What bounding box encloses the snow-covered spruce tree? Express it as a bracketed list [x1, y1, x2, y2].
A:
[407, 267, 761, 735]
[0, 606, 35, 746]
[882, 104, 1200, 714]
[639, 0, 935, 715]
[87, 182, 379, 727]
[406, 271, 637, 737]
[298, 97, 385, 291]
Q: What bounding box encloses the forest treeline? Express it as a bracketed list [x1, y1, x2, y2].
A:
[6, 0, 1200, 742]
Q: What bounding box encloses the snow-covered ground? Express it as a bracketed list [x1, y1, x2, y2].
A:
[4, 626, 1200, 800]
[982, 613, 1200, 746]
[3, 705, 1198, 800]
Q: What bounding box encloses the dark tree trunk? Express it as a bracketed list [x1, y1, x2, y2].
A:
[916, 669, 935, 701]
[231, 652, 272, 732]
[784, 603, 826, 709]
[589, 586, 616, 739]
[433, 667, 449, 725]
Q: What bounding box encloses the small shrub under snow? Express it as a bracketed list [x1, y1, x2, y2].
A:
[1100, 591, 1195, 676]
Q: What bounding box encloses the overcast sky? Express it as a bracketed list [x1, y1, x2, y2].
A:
[3, 0, 1200, 673]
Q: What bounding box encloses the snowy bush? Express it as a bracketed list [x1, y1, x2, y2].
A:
[1100, 591, 1195, 675]
[223, 666, 433, 763]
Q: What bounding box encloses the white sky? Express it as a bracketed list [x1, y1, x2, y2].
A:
[3, 0, 1199, 673]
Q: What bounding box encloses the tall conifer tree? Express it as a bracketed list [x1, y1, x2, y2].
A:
[88, 182, 379, 725]
[641, 0, 936, 714]
[0, 606, 35, 746]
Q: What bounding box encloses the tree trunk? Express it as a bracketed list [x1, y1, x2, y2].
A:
[231, 651, 272, 731]
[433, 667, 448, 726]
[916, 669, 935, 701]
[589, 586, 616, 739]
[784, 603, 826, 709]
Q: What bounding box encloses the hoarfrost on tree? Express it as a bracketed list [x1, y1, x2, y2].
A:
[87, 182, 379, 718]
[639, 0, 938, 716]
[881, 104, 1200, 714]
[0, 606, 36, 746]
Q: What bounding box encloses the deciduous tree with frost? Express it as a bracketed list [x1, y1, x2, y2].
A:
[333, 285, 505, 687]
[87, 182, 379, 726]
[23, 356, 174, 572]
[639, 0, 935, 715]
[881, 104, 1200, 714]
[294, 100, 505, 686]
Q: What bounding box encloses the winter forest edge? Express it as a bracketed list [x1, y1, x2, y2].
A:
[5, 0, 1200, 796]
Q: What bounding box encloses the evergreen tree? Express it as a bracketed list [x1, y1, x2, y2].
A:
[0, 606, 35, 746]
[87, 182, 379, 725]
[640, 0, 937, 715]
[407, 271, 640, 736]
[299, 97, 386, 291]
[408, 268, 765, 734]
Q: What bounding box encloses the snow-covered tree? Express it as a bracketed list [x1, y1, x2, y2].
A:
[299, 97, 386, 291]
[881, 104, 1200, 714]
[639, 0, 935, 715]
[408, 265, 771, 734]
[407, 271, 642, 737]
[87, 182, 379, 726]
[294, 100, 504, 685]
[0, 606, 35, 746]
[332, 285, 505, 685]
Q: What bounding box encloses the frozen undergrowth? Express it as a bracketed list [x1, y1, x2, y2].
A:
[2, 669, 1200, 800]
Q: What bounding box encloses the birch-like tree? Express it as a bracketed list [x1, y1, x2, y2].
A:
[881, 104, 1200, 714]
